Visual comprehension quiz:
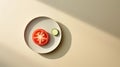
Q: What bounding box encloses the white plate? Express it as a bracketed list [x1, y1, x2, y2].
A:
[24, 17, 62, 54]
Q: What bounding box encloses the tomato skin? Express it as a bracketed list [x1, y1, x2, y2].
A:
[32, 29, 49, 46]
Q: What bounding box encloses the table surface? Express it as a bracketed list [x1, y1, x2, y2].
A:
[0, 0, 120, 67]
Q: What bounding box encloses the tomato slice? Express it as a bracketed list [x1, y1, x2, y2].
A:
[32, 29, 49, 46]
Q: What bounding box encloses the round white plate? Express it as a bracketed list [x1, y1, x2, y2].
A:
[24, 17, 62, 54]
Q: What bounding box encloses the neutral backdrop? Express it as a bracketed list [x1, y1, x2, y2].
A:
[0, 0, 120, 67]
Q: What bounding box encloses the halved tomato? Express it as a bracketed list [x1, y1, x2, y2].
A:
[32, 29, 49, 46]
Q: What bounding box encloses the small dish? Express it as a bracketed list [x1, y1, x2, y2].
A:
[24, 16, 62, 54]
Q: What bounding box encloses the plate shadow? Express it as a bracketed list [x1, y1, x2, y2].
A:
[40, 22, 72, 59]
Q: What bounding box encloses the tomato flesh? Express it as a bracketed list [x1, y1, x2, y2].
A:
[32, 29, 49, 46]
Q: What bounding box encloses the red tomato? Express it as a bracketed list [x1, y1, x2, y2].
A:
[32, 29, 49, 46]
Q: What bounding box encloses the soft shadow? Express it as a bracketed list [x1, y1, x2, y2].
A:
[0, 62, 8, 67]
[40, 22, 72, 59]
[38, 0, 120, 38]
[0, 44, 45, 67]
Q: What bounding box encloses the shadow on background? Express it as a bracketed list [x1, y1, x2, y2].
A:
[38, 0, 120, 38]
[0, 44, 45, 67]
[41, 22, 72, 59]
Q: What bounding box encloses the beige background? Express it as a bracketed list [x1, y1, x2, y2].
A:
[0, 0, 120, 67]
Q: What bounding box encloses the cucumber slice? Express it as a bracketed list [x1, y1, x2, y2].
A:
[51, 28, 59, 36]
